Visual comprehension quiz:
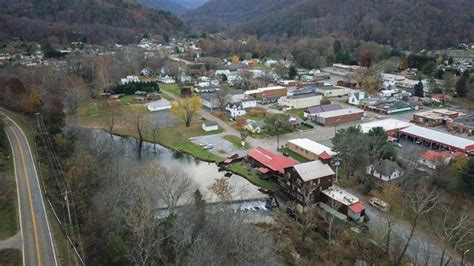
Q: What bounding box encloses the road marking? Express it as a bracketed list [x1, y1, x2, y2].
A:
[11, 127, 43, 266]
[4, 127, 26, 266]
[3, 112, 58, 266]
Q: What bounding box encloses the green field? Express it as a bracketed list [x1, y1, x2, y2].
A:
[159, 83, 182, 97]
[227, 162, 277, 191]
[287, 108, 306, 119]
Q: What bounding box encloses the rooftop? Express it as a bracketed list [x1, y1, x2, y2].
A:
[245, 86, 286, 95]
[317, 108, 364, 118]
[248, 146, 297, 174]
[288, 138, 335, 156]
[452, 113, 474, 127]
[360, 118, 412, 133]
[400, 125, 474, 152]
[307, 103, 343, 114]
[322, 186, 360, 206]
[292, 160, 335, 182]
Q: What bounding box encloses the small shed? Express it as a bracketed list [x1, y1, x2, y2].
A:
[202, 121, 219, 132]
[147, 99, 171, 112]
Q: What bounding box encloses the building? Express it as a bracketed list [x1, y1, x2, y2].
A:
[367, 159, 404, 181]
[321, 186, 366, 222]
[446, 113, 474, 135]
[304, 103, 343, 120]
[315, 86, 351, 97]
[120, 75, 140, 85]
[411, 109, 462, 127]
[229, 89, 246, 102]
[202, 121, 219, 132]
[147, 99, 171, 112]
[244, 86, 287, 99]
[400, 125, 474, 153]
[431, 94, 451, 103]
[287, 138, 335, 163]
[332, 64, 367, 73]
[315, 108, 364, 126]
[360, 99, 413, 114]
[418, 150, 464, 169]
[247, 147, 297, 176]
[225, 102, 247, 119]
[200, 93, 220, 110]
[244, 120, 266, 134]
[348, 91, 367, 106]
[278, 160, 335, 205]
[278, 90, 323, 110]
[360, 118, 412, 135]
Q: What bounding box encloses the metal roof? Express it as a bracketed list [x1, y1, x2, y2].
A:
[317, 108, 364, 118]
[400, 125, 474, 151]
[293, 160, 335, 182]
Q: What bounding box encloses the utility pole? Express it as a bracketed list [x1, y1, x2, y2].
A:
[62, 190, 74, 234]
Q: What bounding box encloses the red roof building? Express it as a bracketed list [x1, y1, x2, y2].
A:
[247, 147, 297, 175]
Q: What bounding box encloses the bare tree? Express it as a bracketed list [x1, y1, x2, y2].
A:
[441, 202, 474, 250]
[215, 84, 232, 111]
[395, 184, 442, 265]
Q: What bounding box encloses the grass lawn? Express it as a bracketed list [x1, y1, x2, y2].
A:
[223, 135, 249, 149]
[288, 108, 306, 119]
[159, 83, 181, 97]
[278, 148, 310, 163]
[0, 249, 21, 265]
[119, 95, 135, 105]
[227, 162, 277, 191]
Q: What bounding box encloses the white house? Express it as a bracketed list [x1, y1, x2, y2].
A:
[225, 102, 247, 118]
[348, 91, 367, 106]
[366, 159, 403, 181]
[147, 99, 171, 112]
[241, 98, 257, 109]
[202, 121, 219, 132]
[159, 75, 176, 84]
[121, 75, 140, 85]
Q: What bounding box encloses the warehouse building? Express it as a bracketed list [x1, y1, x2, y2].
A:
[314, 108, 364, 126]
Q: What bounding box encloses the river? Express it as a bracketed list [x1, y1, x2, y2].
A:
[95, 130, 268, 203]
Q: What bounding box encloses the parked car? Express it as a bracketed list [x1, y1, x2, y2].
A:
[369, 197, 389, 212]
[415, 139, 422, 145]
[393, 142, 403, 148]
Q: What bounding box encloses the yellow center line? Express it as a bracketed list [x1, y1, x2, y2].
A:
[11, 127, 43, 266]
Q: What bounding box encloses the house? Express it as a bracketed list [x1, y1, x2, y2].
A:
[278, 160, 335, 205]
[314, 108, 364, 126]
[247, 147, 297, 176]
[304, 103, 343, 120]
[367, 159, 404, 181]
[159, 75, 176, 84]
[431, 94, 451, 103]
[200, 93, 221, 110]
[240, 98, 257, 109]
[418, 150, 464, 169]
[411, 109, 462, 127]
[446, 113, 474, 135]
[225, 102, 247, 118]
[287, 138, 335, 163]
[348, 91, 367, 106]
[120, 75, 140, 85]
[147, 99, 171, 112]
[278, 90, 323, 110]
[229, 90, 246, 102]
[321, 186, 366, 222]
[202, 121, 219, 132]
[244, 120, 266, 134]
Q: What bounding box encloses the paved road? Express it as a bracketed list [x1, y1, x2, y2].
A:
[2, 113, 58, 266]
[348, 189, 462, 265]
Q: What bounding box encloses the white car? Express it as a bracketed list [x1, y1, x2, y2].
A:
[369, 197, 389, 212]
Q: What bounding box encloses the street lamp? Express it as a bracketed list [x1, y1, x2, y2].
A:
[462, 249, 470, 266]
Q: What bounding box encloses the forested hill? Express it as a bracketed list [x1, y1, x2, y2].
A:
[186, 0, 474, 50]
[0, 0, 189, 44]
[138, 0, 189, 15]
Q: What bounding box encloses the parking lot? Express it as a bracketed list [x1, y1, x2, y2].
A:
[190, 133, 247, 157]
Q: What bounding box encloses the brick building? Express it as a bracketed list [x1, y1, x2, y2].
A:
[315, 108, 364, 126]
[446, 113, 474, 135]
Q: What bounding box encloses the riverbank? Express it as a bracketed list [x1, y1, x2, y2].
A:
[221, 162, 278, 192]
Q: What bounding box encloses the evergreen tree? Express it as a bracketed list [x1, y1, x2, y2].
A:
[414, 81, 424, 97]
[288, 65, 297, 79]
[458, 158, 474, 196]
[456, 70, 470, 97]
[104, 232, 129, 266]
